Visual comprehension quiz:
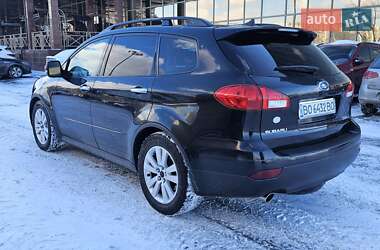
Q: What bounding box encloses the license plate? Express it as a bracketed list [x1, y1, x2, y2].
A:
[299, 98, 336, 120]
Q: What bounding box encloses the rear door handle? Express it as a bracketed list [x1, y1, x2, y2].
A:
[130, 87, 148, 94]
[80, 84, 91, 93]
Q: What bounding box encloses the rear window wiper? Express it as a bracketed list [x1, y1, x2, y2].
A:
[274, 65, 319, 74]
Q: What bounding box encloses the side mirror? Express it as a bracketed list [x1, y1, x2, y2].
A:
[47, 60, 62, 77]
[353, 58, 363, 66]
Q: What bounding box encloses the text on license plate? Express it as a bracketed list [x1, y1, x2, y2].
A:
[299, 98, 336, 120]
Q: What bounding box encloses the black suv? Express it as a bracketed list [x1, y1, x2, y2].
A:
[30, 17, 360, 215]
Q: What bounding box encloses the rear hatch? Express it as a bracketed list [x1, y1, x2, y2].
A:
[217, 27, 353, 148]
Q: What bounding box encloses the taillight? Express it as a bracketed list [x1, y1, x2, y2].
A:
[345, 82, 354, 98]
[363, 70, 379, 79]
[214, 85, 262, 110]
[214, 84, 290, 110]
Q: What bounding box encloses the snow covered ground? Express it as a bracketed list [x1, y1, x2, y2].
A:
[0, 75, 379, 250]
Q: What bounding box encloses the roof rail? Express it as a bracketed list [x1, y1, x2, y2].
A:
[102, 16, 213, 33]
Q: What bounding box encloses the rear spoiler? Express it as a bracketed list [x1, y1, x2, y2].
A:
[215, 26, 317, 46]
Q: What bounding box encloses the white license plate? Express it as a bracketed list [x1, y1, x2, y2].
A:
[299, 98, 336, 120]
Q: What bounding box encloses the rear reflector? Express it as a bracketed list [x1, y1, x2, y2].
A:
[250, 168, 283, 180]
[363, 70, 379, 79]
[214, 84, 290, 110]
[260, 87, 290, 109]
[345, 82, 354, 98]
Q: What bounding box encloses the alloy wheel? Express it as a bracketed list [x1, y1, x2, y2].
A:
[34, 108, 49, 145]
[10, 66, 22, 78]
[143, 146, 179, 204]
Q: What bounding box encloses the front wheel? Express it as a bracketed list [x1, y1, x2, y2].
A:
[31, 101, 63, 151]
[138, 132, 201, 215]
[8, 65, 23, 79]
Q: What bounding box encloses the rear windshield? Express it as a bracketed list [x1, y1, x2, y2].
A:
[221, 42, 341, 76]
[321, 45, 355, 62]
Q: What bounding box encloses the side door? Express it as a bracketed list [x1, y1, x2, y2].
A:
[91, 33, 158, 159]
[352, 44, 371, 91]
[51, 37, 110, 147]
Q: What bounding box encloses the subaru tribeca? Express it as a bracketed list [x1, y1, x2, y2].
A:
[30, 17, 360, 215]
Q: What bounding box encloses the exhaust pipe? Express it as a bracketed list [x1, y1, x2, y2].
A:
[260, 193, 274, 203]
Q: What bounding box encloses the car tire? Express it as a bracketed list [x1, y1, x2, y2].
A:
[361, 104, 377, 116]
[8, 65, 23, 79]
[32, 101, 63, 152]
[138, 132, 202, 215]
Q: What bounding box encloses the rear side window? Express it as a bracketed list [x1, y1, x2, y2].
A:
[371, 46, 380, 59]
[105, 34, 157, 77]
[159, 36, 197, 75]
[371, 57, 380, 69]
[221, 42, 341, 76]
[320, 45, 355, 61]
[357, 45, 371, 62]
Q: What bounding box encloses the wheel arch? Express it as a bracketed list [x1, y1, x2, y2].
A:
[132, 123, 190, 171]
[29, 96, 42, 122]
[29, 95, 57, 130]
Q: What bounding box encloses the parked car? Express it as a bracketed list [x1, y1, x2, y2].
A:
[0, 45, 16, 59]
[320, 41, 380, 95]
[0, 57, 32, 79]
[29, 17, 360, 215]
[359, 56, 380, 115]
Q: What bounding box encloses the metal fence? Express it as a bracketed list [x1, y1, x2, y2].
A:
[0, 33, 28, 50]
[0, 31, 98, 51]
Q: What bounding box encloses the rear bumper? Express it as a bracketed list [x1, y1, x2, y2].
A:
[189, 120, 361, 197]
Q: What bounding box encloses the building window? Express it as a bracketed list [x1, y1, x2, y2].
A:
[287, 0, 308, 15]
[198, 0, 214, 21]
[185, 0, 197, 17]
[215, 0, 228, 23]
[229, 0, 245, 23]
[262, 0, 286, 17]
[245, 0, 262, 20]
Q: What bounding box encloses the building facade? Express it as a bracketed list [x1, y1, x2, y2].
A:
[0, 0, 380, 49]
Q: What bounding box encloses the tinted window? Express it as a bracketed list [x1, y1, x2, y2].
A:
[159, 36, 197, 75]
[221, 42, 341, 76]
[320, 45, 355, 64]
[371, 46, 380, 59]
[104, 35, 157, 77]
[371, 57, 380, 69]
[68, 38, 109, 77]
[357, 45, 371, 62]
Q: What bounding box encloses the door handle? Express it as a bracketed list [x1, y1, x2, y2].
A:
[130, 87, 148, 94]
[80, 84, 91, 93]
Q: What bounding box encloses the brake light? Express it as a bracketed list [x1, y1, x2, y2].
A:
[214, 84, 290, 110]
[345, 82, 354, 98]
[214, 84, 262, 110]
[363, 70, 379, 79]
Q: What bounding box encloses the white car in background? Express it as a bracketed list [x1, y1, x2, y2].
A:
[0, 45, 16, 59]
[45, 49, 75, 68]
[359, 56, 380, 116]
